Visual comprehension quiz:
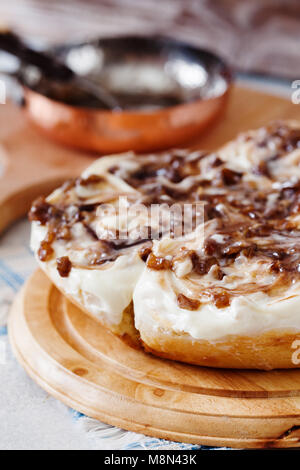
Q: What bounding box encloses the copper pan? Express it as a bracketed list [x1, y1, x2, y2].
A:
[21, 36, 231, 154]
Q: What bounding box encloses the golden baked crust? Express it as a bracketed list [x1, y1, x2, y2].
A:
[139, 327, 300, 370]
[57, 278, 300, 370]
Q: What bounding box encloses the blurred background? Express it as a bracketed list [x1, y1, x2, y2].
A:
[0, 0, 299, 80]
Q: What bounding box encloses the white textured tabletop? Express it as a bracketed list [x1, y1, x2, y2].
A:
[0, 219, 204, 450]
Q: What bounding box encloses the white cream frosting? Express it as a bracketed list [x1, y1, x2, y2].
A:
[133, 267, 300, 341]
[30, 222, 145, 326]
[31, 216, 300, 341]
[30, 125, 300, 341]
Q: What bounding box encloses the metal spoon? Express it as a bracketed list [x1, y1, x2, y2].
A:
[0, 30, 121, 110]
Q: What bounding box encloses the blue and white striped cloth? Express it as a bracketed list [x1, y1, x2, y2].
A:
[0, 218, 222, 450]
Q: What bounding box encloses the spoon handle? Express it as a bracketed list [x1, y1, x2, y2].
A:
[0, 30, 121, 110]
[0, 30, 73, 81]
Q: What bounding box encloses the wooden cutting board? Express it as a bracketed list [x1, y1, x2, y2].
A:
[6, 84, 300, 449]
[9, 269, 300, 448]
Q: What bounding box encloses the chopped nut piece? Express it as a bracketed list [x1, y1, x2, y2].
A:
[57, 256, 72, 277]
[147, 253, 172, 270]
[212, 291, 230, 308]
[28, 197, 52, 225]
[221, 168, 243, 185]
[38, 240, 54, 261]
[76, 174, 103, 186]
[191, 252, 218, 275]
[139, 244, 152, 262]
[177, 293, 200, 310]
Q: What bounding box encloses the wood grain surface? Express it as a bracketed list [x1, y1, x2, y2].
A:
[8, 269, 300, 448]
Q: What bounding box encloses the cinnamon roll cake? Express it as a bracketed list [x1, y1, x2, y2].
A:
[30, 121, 300, 369]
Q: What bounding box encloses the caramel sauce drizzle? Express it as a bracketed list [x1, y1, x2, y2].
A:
[29, 123, 300, 309]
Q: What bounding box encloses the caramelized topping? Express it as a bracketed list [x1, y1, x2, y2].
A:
[256, 122, 300, 154]
[110, 150, 206, 189]
[38, 240, 54, 261]
[28, 196, 60, 225]
[147, 253, 172, 270]
[177, 293, 200, 310]
[29, 122, 300, 309]
[76, 174, 103, 186]
[220, 168, 243, 186]
[191, 252, 218, 275]
[253, 161, 270, 177]
[57, 256, 72, 277]
[212, 291, 230, 308]
[213, 265, 225, 280]
[139, 243, 153, 262]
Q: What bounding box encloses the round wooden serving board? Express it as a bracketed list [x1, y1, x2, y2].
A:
[5, 84, 300, 449]
[8, 269, 300, 449]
